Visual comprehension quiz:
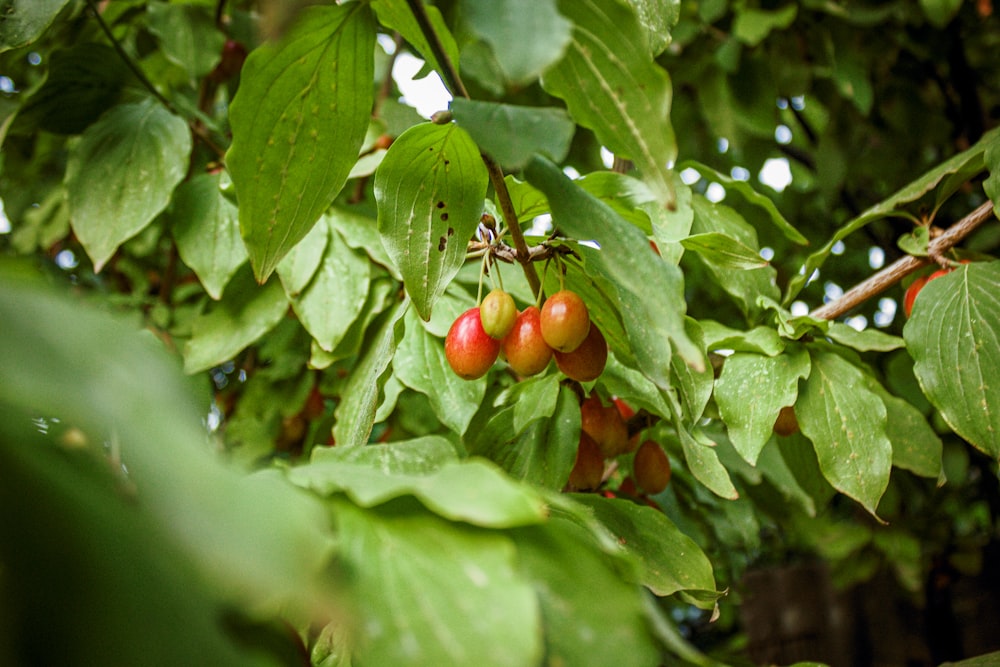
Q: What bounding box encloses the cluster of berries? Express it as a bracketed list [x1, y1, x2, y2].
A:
[444, 288, 608, 382]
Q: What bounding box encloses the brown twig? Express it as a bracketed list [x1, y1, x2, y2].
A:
[809, 200, 996, 320]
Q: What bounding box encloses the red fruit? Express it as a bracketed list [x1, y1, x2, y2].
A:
[501, 306, 553, 376]
[540, 290, 590, 352]
[773, 405, 799, 437]
[904, 260, 971, 317]
[580, 393, 632, 458]
[480, 289, 517, 339]
[613, 397, 635, 420]
[634, 440, 671, 494]
[553, 325, 607, 382]
[445, 307, 500, 380]
[567, 432, 605, 491]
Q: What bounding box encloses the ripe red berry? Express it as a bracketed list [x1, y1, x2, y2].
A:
[553, 324, 607, 382]
[501, 306, 552, 376]
[480, 289, 517, 340]
[580, 393, 631, 458]
[540, 290, 590, 352]
[634, 440, 671, 494]
[445, 307, 500, 380]
[567, 432, 605, 491]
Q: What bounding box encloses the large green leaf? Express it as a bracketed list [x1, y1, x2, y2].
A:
[511, 518, 660, 667]
[226, 3, 375, 282]
[470, 385, 580, 490]
[904, 262, 1000, 459]
[571, 495, 717, 598]
[331, 499, 542, 667]
[451, 98, 574, 170]
[460, 0, 572, 85]
[715, 347, 811, 465]
[169, 173, 247, 300]
[797, 347, 892, 516]
[182, 265, 289, 374]
[65, 99, 190, 271]
[287, 221, 371, 353]
[0, 0, 70, 52]
[375, 122, 488, 320]
[524, 156, 702, 384]
[542, 0, 677, 205]
[309, 435, 457, 473]
[393, 308, 485, 435]
[333, 299, 409, 447]
[291, 458, 547, 528]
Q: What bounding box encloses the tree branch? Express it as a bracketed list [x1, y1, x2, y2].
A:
[809, 200, 996, 320]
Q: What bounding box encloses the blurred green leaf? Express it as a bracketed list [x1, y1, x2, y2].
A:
[460, 0, 572, 85]
[309, 435, 457, 473]
[904, 262, 1000, 459]
[226, 3, 375, 282]
[66, 99, 190, 271]
[919, 0, 962, 26]
[0, 0, 70, 52]
[626, 0, 680, 56]
[147, 3, 225, 78]
[331, 498, 542, 666]
[733, 4, 796, 46]
[375, 122, 488, 320]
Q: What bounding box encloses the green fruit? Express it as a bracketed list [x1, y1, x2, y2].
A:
[480, 289, 517, 339]
[540, 290, 590, 352]
[501, 306, 552, 376]
[445, 307, 500, 380]
[553, 324, 607, 382]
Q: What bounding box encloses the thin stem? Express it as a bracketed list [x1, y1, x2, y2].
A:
[809, 200, 996, 320]
[87, 0, 227, 160]
[403, 0, 541, 297]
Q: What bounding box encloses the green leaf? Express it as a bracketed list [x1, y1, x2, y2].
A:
[169, 173, 247, 300]
[371, 0, 460, 84]
[671, 318, 714, 424]
[13, 43, 128, 135]
[985, 131, 1000, 218]
[681, 161, 807, 245]
[393, 309, 485, 435]
[375, 122, 488, 320]
[460, 0, 572, 85]
[797, 347, 892, 517]
[715, 347, 811, 465]
[676, 427, 739, 500]
[756, 439, 818, 517]
[0, 0, 70, 52]
[700, 321, 785, 356]
[226, 3, 375, 282]
[919, 0, 962, 27]
[147, 3, 225, 78]
[291, 458, 547, 528]
[65, 99, 190, 271]
[450, 98, 574, 170]
[182, 265, 290, 374]
[904, 262, 1000, 459]
[511, 518, 660, 667]
[333, 299, 409, 447]
[681, 232, 770, 270]
[332, 499, 542, 667]
[512, 374, 562, 433]
[328, 207, 400, 279]
[470, 385, 580, 490]
[524, 156, 702, 383]
[826, 322, 905, 352]
[626, 0, 680, 56]
[288, 221, 372, 353]
[309, 435, 458, 473]
[571, 496, 717, 597]
[542, 0, 677, 205]
[276, 211, 329, 297]
[732, 4, 797, 46]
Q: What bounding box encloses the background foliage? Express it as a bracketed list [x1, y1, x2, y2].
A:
[2, 0, 1000, 665]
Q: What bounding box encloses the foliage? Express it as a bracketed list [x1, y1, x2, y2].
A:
[2, 0, 1000, 665]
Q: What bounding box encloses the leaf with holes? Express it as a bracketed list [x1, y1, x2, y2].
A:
[797, 346, 892, 517]
[375, 122, 488, 320]
[226, 3, 375, 282]
[904, 262, 1000, 459]
[542, 0, 676, 206]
